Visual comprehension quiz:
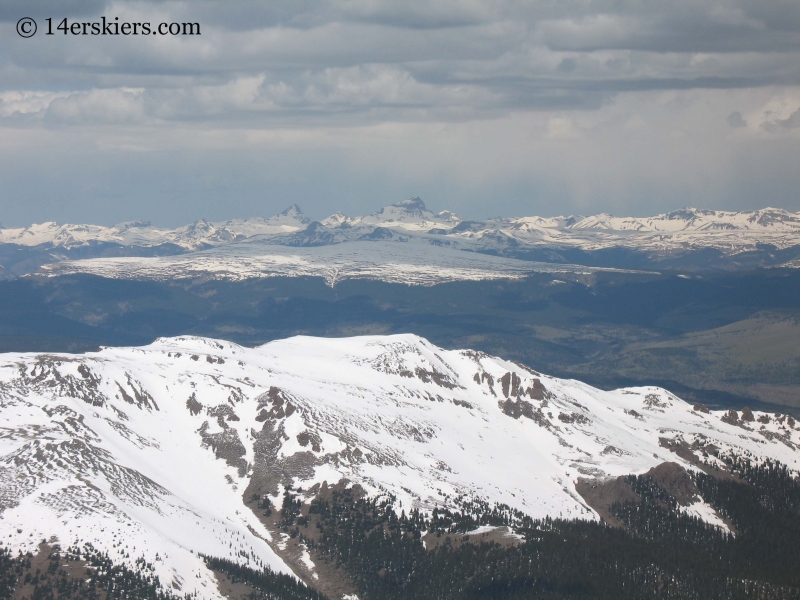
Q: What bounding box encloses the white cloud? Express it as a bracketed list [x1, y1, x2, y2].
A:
[0, 90, 68, 118]
[0, 0, 798, 224]
[44, 88, 146, 126]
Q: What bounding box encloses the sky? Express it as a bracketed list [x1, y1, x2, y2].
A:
[1, 0, 799, 227]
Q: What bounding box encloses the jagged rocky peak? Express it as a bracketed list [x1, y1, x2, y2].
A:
[394, 196, 427, 212]
[273, 203, 311, 225]
[321, 211, 351, 228]
[374, 196, 433, 219]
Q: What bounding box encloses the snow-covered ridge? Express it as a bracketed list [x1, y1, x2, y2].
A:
[0, 333, 798, 595]
[560, 207, 800, 233]
[3, 200, 799, 254]
[8, 198, 797, 285]
[0, 204, 312, 251]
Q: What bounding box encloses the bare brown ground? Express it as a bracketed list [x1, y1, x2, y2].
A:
[575, 476, 640, 529]
[577, 458, 738, 534]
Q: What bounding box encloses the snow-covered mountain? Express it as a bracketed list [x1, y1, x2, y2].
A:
[334, 197, 462, 232]
[0, 204, 313, 251]
[3, 200, 799, 255]
[2, 198, 792, 285]
[1, 333, 798, 597]
[564, 207, 800, 233]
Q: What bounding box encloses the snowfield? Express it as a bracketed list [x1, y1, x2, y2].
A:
[40, 239, 620, 286]
[0, 333, 798, 596]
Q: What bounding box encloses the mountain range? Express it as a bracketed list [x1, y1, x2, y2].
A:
[1, 333, 799, 598]
[3, 199, 800, 281]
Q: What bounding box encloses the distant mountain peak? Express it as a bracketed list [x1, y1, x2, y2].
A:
[393, 197, 427, 212]
[279, 203, 304, 217]
[373, 197, 436, 222]
[186, 218, 212, 231]
[272, 204, 311, 225]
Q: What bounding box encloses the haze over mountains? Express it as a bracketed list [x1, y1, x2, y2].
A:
[1, 197, 800, 419]
[4, 199, 800, 251]
[3, 198, 800, 282]
[1, 201, 799, 597]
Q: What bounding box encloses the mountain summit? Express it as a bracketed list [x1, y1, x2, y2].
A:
[391, 196, 428, 214]
[0, 333, 797, 597]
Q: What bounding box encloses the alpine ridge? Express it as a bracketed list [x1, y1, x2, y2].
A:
[1, 333, 798, 597]
[3, 199, 800, 282]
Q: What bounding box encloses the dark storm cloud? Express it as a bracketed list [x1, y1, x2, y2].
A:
[176, 0, 800, 53]
[2, 0, 799, 117]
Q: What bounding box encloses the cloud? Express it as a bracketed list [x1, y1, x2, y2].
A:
[776, 107, 800, 129]
[761, 106, 800, 131]
[727, 111, 747, 127]
[0, 90, 67, 118]
[0, 0, 799, 224]
[43, 88, 145, 126]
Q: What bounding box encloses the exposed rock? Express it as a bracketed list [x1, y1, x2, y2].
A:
[186, 393, 203, 416]
[198, 421, 248, 476]
[297, 431, 322, 453]
[499, 398, 551, 428]
[527, 378, 552, 400]
[208, 404, 240, 425]
[414, 367, 459, 389]
[500, 372, 522, 398]
[255, 386, 297, 420]
[558, 412, 590, 425]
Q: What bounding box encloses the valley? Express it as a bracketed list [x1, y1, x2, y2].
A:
[1, 268, 799, 413]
